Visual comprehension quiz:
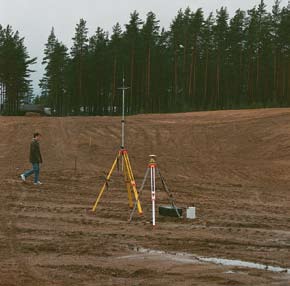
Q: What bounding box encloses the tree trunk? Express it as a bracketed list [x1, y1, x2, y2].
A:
[247, 58, 253, 104]
[256, 50, 260, 103]
[174, 49, 178, 106]
[203, 49, 208, 108]
[273, 52, 277, 103]
[112, 56, 117, 114]
[188, 48, 195, 105]
[147, 47, 151, 111]
[130, 48, 135, 114]
[216, 53, 220, 108]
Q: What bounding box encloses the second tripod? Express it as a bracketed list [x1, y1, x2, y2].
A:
[129, 155, 181, 226]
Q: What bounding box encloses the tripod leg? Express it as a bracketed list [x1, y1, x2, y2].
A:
[123, 156, 133, 208]
[123, 153, 143, 214]
[92, 153, 120, 212]
[157, 167, 181, 218]
[151, 165, 156, 226]
[129, 167, 149, 222]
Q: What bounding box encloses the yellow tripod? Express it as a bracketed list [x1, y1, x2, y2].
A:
[92, 76, 142, 215]
[92, 148, 143, 214]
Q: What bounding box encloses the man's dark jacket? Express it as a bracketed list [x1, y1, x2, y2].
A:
[30, 139, 43, 164]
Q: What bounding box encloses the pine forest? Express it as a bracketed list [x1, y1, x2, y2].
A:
[1, 0, 290, 115]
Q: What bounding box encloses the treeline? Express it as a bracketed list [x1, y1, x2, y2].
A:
[1, 1, 290, 116]
[39, 0, 290, 116]
[0, 25, 36, 114]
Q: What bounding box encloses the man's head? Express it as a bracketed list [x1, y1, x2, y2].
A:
[33, 132, 41, 141]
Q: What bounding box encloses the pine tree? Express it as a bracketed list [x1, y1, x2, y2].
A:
[188, 8, 204, 108]
[124, 11, 143, 114]
[88, 27, 109, 114]
[169, 9, 185, 109]
[228, 9, 246, 106]
[156, 28, 171, 112]
[0, 25, 4, 112]
[276, 4, 290, 104]
[109, 23, 123, 114]
[256, 0, 272, 105]
[141, 11, 160, 112]
[200, 13, 214, 109]
[271, 0, 282, 104]
[0, 25, 36, 114]
[70, 18, 89, 113]
[40, 28, 69, 115]
[245, 7, 259, 104]
[213, 7, 229, 108]
[39, 28, 57, 102]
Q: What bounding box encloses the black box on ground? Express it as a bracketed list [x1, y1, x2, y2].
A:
[158, 205, 182, 217]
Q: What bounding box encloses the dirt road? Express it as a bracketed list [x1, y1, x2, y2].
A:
[0, 109, 289, 285]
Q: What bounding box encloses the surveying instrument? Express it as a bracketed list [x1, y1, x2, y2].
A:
[129, 155, 181, 226]
[92, 77, 143, 215]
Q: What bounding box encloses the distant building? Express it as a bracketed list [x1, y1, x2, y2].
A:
[19, 104, 51, 115]
[0, 82, 5, 113]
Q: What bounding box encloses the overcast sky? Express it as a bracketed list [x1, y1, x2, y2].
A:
[0, 0, 289, 96]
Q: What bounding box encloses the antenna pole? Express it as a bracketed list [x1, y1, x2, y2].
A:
[118, 75, 129, 149]
[92, 74, 143, 216]
[121, 76, 125, 149]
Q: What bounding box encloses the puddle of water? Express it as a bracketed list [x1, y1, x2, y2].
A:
[119, 250, 200, 264]
[199, 256, 289, 273]
[132, 247, 290, 274]
[224, 270, 236, 274]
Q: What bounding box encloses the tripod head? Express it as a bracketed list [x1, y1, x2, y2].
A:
[149, 154, 157, 163]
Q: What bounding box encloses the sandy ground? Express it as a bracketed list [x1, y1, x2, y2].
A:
[0, 108, 289, 285]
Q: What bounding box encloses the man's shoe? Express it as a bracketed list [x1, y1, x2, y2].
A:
[20, 174, 26, 182]
[36, 181, 43, 185]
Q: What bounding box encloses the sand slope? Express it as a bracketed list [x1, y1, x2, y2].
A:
[0, 108, 289, 285]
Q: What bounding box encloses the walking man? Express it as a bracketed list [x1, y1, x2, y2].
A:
[20, 132, 43, 185]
